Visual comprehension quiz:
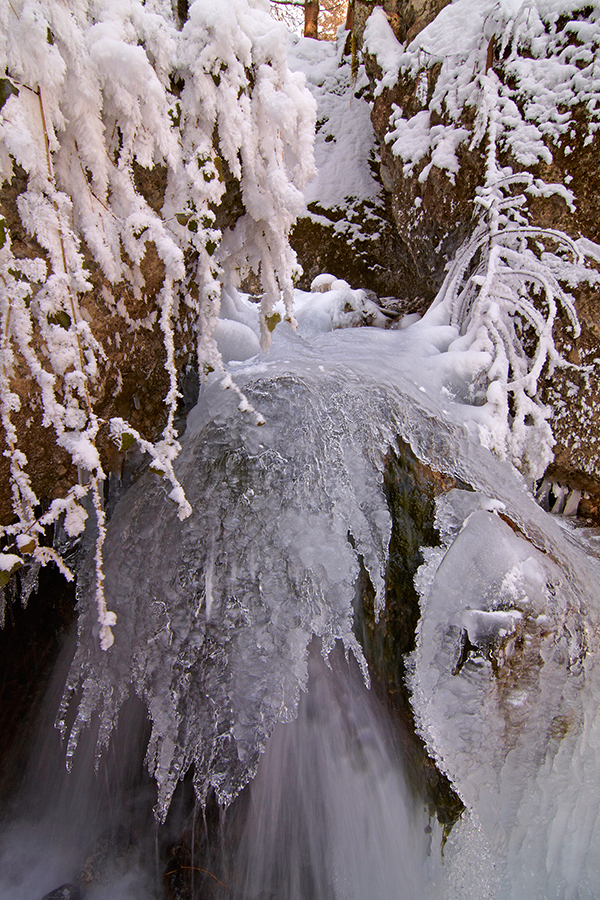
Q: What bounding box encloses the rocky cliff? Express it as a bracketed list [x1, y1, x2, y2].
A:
[1, 0, 599, 540]
[296, 0, 600, 511]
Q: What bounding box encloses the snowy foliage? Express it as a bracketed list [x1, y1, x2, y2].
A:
[426, 69, 599, 480]
[0, 0, 315, 644]
[365, 0, 600, 480]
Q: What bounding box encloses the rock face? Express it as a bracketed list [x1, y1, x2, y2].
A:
[287, 24, 448, 313]
[0, 164, 197, 524]
[354, 1, 600, 505]
[291, 194, 426, 309]
[0, 563, 75, 802]
[0, 153, 246, 526]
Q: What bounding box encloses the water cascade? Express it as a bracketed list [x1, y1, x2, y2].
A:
[2, 290, 600, 900]
[219, 646, 436, 900]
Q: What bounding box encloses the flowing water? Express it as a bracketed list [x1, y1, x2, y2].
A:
[2, 318, 600, 899]
[223, 646, 436, 900]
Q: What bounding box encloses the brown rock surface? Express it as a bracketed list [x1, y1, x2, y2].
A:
[353, 0, 451, 48]
[0, 166, 196, 523]
[356, 4, 600, 505]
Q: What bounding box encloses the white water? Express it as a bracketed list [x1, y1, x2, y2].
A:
[0, 640, 441, 900]
[0, 634, 158, 900]
[2, 299, 600, 899]
[229, 646, 437, 900]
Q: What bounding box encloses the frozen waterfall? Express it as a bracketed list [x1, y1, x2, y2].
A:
[2, 287, 600, 899]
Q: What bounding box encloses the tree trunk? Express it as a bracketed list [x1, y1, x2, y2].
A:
[177, 0, 188, 28]
[345, 0, 354, 32]
[304, 0, 319, 38]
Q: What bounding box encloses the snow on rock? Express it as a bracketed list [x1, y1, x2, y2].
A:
[287, 33, 380, 210]
[285, 27, 416, 298]
[212, 318, 261, 364]
[362, 6, 405, 95]
[360, 1, 600, 486]
[310, 273, 344, 292]
[370, 0, 600, 167]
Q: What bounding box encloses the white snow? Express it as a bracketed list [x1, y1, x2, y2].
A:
[407, 0, 493, 63]
[0, 552, 22, 572]
[212, 317, 261, 363]
[287, 32, 381, 210]
[362, 7, 404, 95]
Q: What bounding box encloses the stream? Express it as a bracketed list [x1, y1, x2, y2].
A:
[1, 300, 600, 899]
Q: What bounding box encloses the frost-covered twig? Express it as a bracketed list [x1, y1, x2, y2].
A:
[0, 0, 315, 645]
[428, 68, 599, 479]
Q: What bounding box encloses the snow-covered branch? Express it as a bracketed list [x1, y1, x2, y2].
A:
[0, 0, 315, 645]
[428, 67, 599, 480]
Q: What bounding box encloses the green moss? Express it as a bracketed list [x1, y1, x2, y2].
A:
[354, 439, 466, 831]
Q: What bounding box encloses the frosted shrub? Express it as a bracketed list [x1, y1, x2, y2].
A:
[366, 0, 600, 480]
[430, 68, 599, 480]
[0, 0, 315, 644]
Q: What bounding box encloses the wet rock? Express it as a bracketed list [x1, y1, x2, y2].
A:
[164, 836, 231, 900]
[40, 885, 82, 900]
[355, 439, 465, 830]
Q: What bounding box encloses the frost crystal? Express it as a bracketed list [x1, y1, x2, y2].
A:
[0, 0, 315, 640]
[365, 1, 600, 480]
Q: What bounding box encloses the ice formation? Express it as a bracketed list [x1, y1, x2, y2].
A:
[0, 0, 316, 643]
[410, 488, 600, 898]
[60, 283, 600, 900]
[62, 292, 400, 819]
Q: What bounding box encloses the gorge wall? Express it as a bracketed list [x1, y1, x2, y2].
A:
[293, 0, 600, 511]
